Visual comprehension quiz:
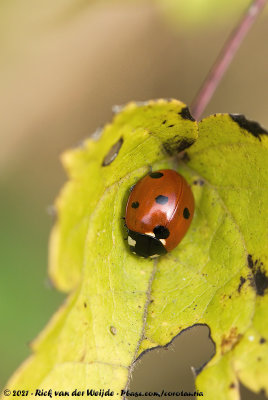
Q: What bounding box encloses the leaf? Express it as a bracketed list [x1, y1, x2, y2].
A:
[187, 114, 268, 398]
[3, 100, 197, 395]
[3, 102, 268, 400]
[155, 0, 252, 28]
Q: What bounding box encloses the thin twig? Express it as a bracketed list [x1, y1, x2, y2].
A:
[191, 0, 267, 121]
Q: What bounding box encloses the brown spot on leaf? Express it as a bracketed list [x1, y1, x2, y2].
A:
[179, 107, 195, 122]
[254, 269, 268, 296]
[163, 137, 194, 156]
[230, 114, 268, 141]
[247, 254, 254, 269]
[193, 179, 205, 186]
[248, 256, 268, 296]
[110, 326, 117, 335]
[181, 152, 190, 162]
[229, 383, 235, 389]
[238, 276, 246, 293]
[79, 351, 86, 362]
[260, 337, 266, 344]
[221, 327, 242, 354]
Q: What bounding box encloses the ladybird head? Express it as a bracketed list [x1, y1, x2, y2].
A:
[127, 230, 167, 258]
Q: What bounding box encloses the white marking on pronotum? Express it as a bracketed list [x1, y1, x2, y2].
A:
[159, 239, 166, 246]
[128, 236, 136, 246]
[145, 232, 155, 237]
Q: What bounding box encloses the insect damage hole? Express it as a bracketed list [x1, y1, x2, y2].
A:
[128, 325, 215, 398]
[239, 382, 267, 400]
[102, 137, 123, 166]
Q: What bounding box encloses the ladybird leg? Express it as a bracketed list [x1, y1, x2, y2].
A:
[147, 165, 153, 174]
[121, 217, 127, 228]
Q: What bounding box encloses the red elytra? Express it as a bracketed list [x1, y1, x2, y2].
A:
[125, 169, 194, 258]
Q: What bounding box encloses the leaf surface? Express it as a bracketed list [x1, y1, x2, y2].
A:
[187, 115, 268, 399]
[4, 100, 197, 397]
[155, 0, 252, 27]
[3, 102, 268, 400]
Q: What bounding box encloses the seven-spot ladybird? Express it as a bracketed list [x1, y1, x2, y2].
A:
[125, 169, 194, 258]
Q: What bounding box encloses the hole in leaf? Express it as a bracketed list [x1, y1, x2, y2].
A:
[240, 382, 267, 400]
[102, 137, 123, 166]
[128, 325, 215, 399]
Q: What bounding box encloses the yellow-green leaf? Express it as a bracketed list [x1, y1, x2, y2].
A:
[3, 101, 268, 400]
[3, 100, 197, 397]
[187, 114, 268, 399]
[155, 0, 252, 28]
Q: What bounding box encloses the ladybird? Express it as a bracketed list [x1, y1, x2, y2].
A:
[125, 169, 194, 258]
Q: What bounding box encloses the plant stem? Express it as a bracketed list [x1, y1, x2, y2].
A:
[191, 0, 267, 121]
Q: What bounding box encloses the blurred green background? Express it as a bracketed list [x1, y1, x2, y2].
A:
[1, 1, 268, 398]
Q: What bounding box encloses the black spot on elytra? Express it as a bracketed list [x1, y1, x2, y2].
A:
[260, 337, 266, 344]
[163, 136, 195, 156]
[153, 225, 170, 239]
[230, 114, 268, 141]
[102, 137, 123, 166]
[247, 255, 268, 296]
[150, 172, 163, 179]
[179, 107, 195, 122]
[238, 276, 246, 293]
[131, 201, 139, 209]
[183, 207, 190, 219]
[155, 195, 168, 205]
